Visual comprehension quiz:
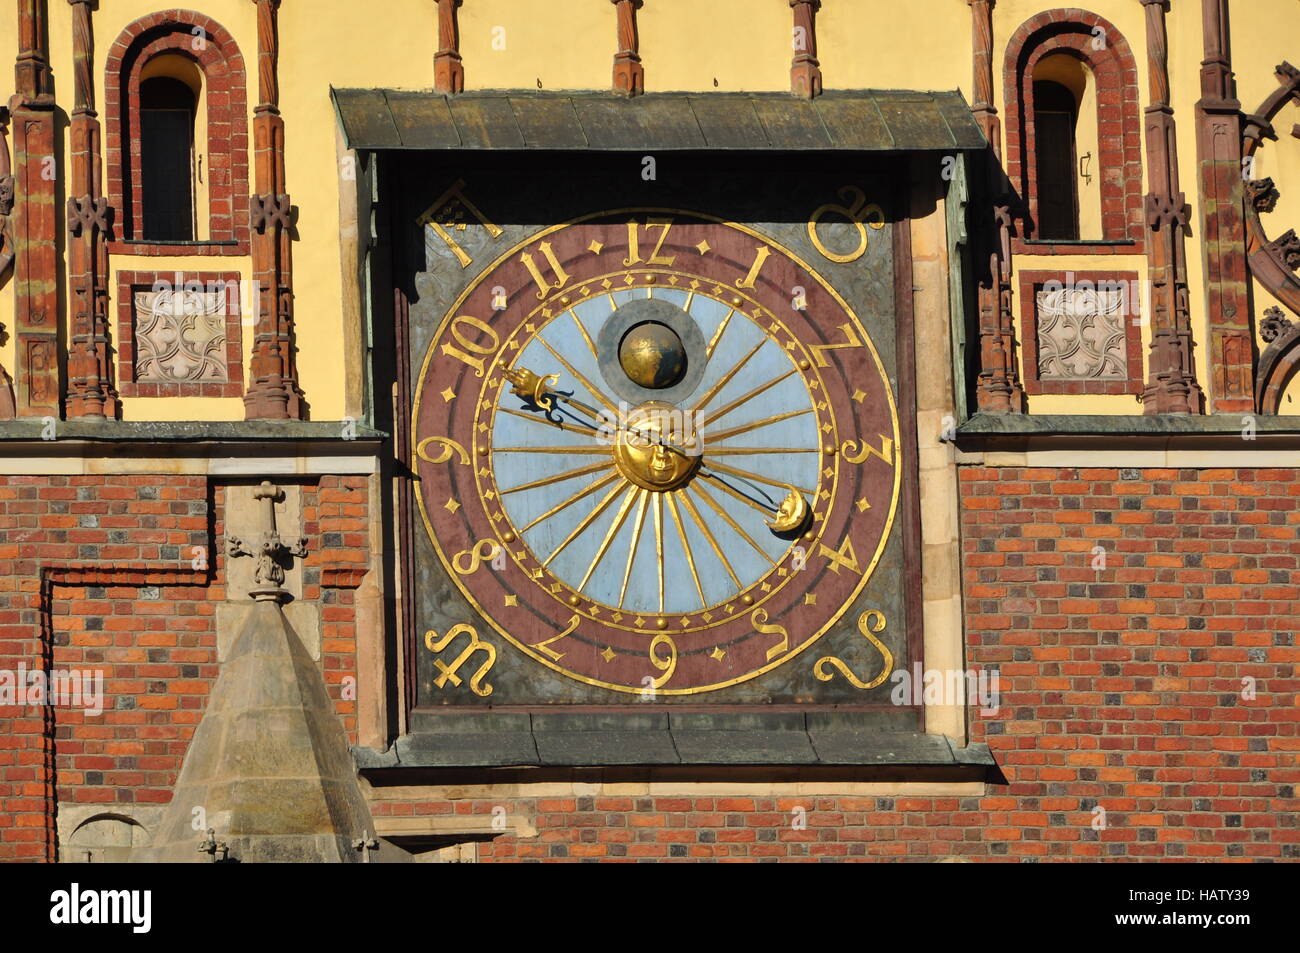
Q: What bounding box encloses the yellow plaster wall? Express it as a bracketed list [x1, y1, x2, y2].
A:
[639, 0, 788, 92]
[459, 0, 610, 91]
[4, 1, 1300, 422]
[279, 0, 434, 421]
[817, 0, 968, 94]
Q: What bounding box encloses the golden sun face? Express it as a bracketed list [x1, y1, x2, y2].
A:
[613, 401, 701, 491]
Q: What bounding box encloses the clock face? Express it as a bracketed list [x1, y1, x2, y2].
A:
[413, 209, 901, 695]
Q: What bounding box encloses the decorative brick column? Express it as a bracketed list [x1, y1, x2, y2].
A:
[9, 0, 60, 417]
[967, 0, 1023, 413]
[0, 105, 12, 277]
[611, 0, 644, 96]
[65, 0, 117, 419]
[244, 0, 305, 419]
[789, 0, 822, 98]
[1140, 0, 1204, 415]
[1194, 0, 1252, 413]
[433, 0, 463, 94]
[0, 107, 14, 418]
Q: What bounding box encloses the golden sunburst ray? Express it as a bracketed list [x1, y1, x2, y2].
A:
[699, 471, 780, 521]
[654, 491, 665, 613]
[705, 309, 734, 359]
[704, 408, 814, 444]
[578, 484, 642, 592]
[706, 459, 815, 498]
[493, 445, 612, 455]
[690, 483, 777, 566]
[533, 334, 619, 413]
[676, 489, 742, 590]
[665, 490, 707, 610]
[698, 446, 819, 455]
[617, 489, 651, 608]
[501, 460, 613, 496]
[568, 309, 600, 362]
[700, 368, 798, 429]
[518, 472, 621, 533]
[497, 405, 602, 439]
[690, 335, 768, 414]
[533, 475, 624, 556]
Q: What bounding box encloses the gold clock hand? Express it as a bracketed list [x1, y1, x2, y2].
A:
[505, 365, 810, 533]
[506, 364, 694, 457]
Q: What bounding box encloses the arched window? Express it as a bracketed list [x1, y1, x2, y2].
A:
[139, 76, 196, 241]
[105, 13, 249, 254]
[1004, 11, 1144, 253]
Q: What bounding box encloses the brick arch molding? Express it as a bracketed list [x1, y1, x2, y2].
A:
[1004, 9, 1145, 255]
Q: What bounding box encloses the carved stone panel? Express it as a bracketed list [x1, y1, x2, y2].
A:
[1035, 284, 1128, 381]
[116, 271, 245, 398]
[1019, 271, 1144, 396]
[133, 287, 230, 384]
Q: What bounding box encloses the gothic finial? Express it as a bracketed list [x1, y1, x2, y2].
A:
[226, 481, 308, 602]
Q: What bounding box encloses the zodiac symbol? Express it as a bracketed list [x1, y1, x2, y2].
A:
[425, 623, 497, 697]
[807, 185, 885, 264]
[751, 607, 789, 662]
[813, 610, 894, 689]
[453, 539, 503, 575]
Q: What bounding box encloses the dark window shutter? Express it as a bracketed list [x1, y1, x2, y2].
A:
[1032, 81, 1080, 242]
[139, 77, 196, 242]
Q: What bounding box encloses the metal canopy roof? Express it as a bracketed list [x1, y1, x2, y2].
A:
[331, 88, 986, 152]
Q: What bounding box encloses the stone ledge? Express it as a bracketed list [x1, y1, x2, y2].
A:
[353, 712, 995, 772]
[0, 420, 387, 443]
[957, 413, 1300, 439]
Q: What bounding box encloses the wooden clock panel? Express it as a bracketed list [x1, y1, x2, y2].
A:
[397, 154, 916, 710]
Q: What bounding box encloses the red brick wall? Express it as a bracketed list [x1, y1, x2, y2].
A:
[0, 474, 367, 861]
[3, 468, 1295, 862]
[371, 466, 1298, 861]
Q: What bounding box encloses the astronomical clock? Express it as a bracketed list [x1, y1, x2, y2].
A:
[399, 153, 919, 716]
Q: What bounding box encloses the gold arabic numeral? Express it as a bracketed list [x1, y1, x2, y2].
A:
[809, 321, 863, 368]
[734, 244, 773, 289]
[623, 218, 676, 267]
[415, 435, 471, 466]
[840, 434, 895, 466]
[453, 538, 502, 575]
[425, 623, 497, 696]
[751, 607, 789, 663]
[520, 240, 572, 299]
[439, 314, 500, 377]
[534, 613, 579, 662]
[649, 634, 678, 688]
[813, 610, 893, 690]
[818, 535, 861, 575]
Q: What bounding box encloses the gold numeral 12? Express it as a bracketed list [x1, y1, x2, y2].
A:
[624, 219, 676, 267]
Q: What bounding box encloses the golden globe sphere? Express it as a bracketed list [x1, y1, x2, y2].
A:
[619, 322, 687, 389]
